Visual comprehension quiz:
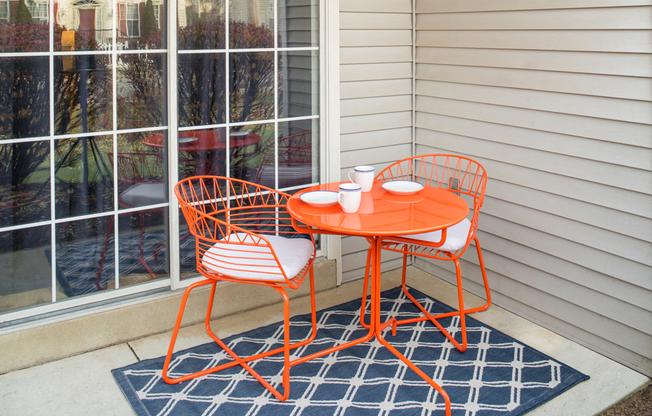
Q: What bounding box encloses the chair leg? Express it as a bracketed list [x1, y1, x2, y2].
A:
[359, 246, 373, 329]
[163, 269, 319, 402]
[394, 239, 494, 352]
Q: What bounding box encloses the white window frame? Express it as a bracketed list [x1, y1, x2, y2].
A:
[0, 0, 338, 323]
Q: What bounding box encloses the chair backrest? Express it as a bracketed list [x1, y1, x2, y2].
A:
[376, 154, 488, 252]
[174, 176, 314, 286]
[109, 152, 164, 187]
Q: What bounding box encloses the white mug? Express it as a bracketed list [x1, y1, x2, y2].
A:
[338, 183, 362, 213]
[348, 165, 375, 192]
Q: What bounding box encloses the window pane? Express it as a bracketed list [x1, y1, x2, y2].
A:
[229, 0, 273, 49]
[55, 216, 115, 297]
[229, 123, 271, 182]
[0, 13, 48, 53]
[229, 51, 274, 123]
[178, 53, 226, 127]
[252, 121, 318, 190]
[0, 225, 52, 313]
[54, 135, 114, 219]
[178, 127, 227, 178]
[117, 52, 166, 130]
[278, 49, 319, 118]
[117, 208, 168, 285]
[278, 0, 318, 48]
[54, 55, 113, 135]
[0, 56, 50, 140]
[178, 0, 225, 50]
[0, 141, 50, 228]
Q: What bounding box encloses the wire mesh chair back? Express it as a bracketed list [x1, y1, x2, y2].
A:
[377, 154, 487, 258]
[109, 152, 164, 190]
[174, 176, 315, 288]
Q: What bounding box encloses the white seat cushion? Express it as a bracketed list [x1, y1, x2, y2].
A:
[201, 233, 314, 282]
[392, 218, 471, 253]
[120, 182, 167, 207]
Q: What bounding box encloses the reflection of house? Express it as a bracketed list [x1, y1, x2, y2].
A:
[1, 0, 163, 44]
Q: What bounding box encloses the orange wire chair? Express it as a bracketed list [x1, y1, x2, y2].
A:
[360, 154, 491, 352]
[165, 176, 318, 401]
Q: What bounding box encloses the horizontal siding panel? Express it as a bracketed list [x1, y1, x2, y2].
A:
[340, 128, 412, 152]
[488, 178, 652, 244]
[416, 139, 652, 220]
[417, 48, 652, 78]
[413, 125, 651, 195]
[484, 196, 650, 270]
[340, 13, 412, 30]
[416, 30, 652, 53]
[417, 81, 652, 125]
[340, 30, 412, 47]
[418, 7, 652, 30]
[341, 63, 412, 82]
[479, 210, 652, 291]
[340, 46, 413, 65]
[478, 231, 652, 313]
[341, 111, 412, 135]
[414, 94, 652, 148]
[341, 0, 412, 13]
[417, 64, 652, 101]
[417, 113, 651, 171]
[340, 79, 412, 99]
[341, 96, 412, 117]
[340, 144, 412, 170]
[416, 257, 651, 358]
[417, 0, 652, 14]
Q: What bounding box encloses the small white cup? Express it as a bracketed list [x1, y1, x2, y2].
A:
[338, 183, 362, 213]
[348, 165, 375, 192]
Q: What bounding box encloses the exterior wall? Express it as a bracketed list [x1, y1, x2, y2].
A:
[413, 0, 652, 376]
[339, 0, 414, 281]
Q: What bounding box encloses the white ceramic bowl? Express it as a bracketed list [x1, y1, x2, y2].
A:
[300, 191, 339, 208]
[381, 180, 425, 196]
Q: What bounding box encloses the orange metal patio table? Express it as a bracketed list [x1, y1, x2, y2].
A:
[287, 181, 470, 416]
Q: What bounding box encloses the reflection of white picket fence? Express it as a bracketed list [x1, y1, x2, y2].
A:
[97, 42, 129, 51]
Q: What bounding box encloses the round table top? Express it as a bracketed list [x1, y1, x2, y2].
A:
[287, 181, 470, 237]
[143, 130, 261, 152]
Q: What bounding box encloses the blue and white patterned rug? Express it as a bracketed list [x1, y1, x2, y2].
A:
[112, 287, 588, 415]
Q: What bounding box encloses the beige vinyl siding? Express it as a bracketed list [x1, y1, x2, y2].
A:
[414, 0, 652, 376]
[339, 0, 413, 282]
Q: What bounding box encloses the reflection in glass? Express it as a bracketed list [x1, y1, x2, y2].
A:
[178, 127, 226, 179]
[230, 52, 274, 123]
[178, 0, 225, 50]
[0, 141, 50, 228]
[54, 55, 113, 135]
[0, 57, 50, 140]
[229, 124, 269, 182]
[52, 0, 165, 51]
[117, 52, 166, 129]
[55, 135, 113, 219]
[178, 53, 226, 127]
[0, 225, 52, 313]
[55, 216, 114, 296]
[179, 208, 197, 280]
[253, 120, 318, 190]
[0, 10, 49, 53]
[229, 0, 273, 49]
[278, 0, 318, 48]
[117, 208, 168, 285]
[278, 49, 319, 118]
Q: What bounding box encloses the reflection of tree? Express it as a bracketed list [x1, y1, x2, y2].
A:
[177, 20, 274, 126]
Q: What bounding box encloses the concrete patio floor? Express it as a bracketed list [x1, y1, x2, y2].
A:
[0, 268, 648, 415]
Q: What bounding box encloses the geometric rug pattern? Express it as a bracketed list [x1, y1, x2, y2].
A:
[112, 286, 588, 416]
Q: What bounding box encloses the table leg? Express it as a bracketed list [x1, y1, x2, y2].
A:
[369, 236, 452, 416]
